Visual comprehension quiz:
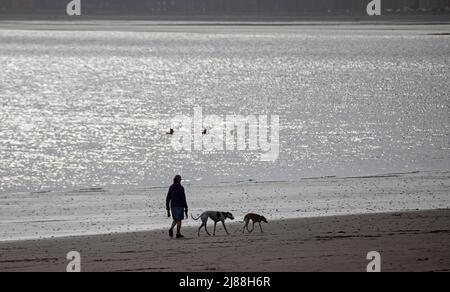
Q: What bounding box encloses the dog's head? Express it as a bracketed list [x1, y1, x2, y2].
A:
[225, 212, 235, 220]
[261, 216, 268, 223]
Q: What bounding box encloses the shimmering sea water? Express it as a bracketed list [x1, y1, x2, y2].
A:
[0, 23, 449, 193]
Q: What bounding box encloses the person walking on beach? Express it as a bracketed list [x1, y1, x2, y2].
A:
[166, 175, 188, 239]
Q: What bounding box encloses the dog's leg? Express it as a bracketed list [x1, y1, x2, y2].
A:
[246, 220, 253, 233]
[248, 221, 255, 233]
[243, 219, 249, 233]
[213, 221, 217, 236]
[198, 223, 204, 237]
[259, 222, 264, 233]
[221, 221, 230, 235]
[204, 221, 211, 236]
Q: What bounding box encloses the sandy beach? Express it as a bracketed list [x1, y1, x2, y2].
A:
[0, 209, 449, 272]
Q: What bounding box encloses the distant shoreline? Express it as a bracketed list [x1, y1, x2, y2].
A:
[1, 12, 450, 23]
[1, 18, 450, 33]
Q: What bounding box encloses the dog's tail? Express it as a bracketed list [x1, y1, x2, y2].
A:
[191, 214, 202, 221]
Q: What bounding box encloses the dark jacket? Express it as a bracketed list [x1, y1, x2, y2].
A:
[166, 183, 188, 211]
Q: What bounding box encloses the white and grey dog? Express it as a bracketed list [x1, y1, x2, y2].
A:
[191, 211, 235, 236]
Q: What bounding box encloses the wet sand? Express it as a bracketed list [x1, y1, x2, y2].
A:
[1, 209, 449, 272]
[1, 171, 449, 242]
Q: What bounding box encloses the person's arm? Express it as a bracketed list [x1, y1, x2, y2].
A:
[182, 187, 188, 217]
[166, 188, 172, 217]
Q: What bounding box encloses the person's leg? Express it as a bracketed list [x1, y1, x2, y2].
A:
[176, 220, 182, 235]
[169, 220, 177, 237]
[169, 220, 175, 237]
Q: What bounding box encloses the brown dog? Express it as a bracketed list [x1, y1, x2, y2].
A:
[242, 213, 268, 233]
